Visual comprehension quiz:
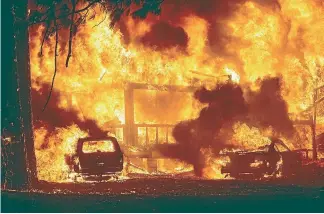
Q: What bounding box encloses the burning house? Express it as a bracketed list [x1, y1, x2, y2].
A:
[3, 0, 324, 186]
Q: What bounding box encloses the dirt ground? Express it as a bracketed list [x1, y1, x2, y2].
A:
[2, 175, 324, 212]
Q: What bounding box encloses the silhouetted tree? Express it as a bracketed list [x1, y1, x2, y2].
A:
[2, 0, 37, 190]
[2, 0, 165, 190]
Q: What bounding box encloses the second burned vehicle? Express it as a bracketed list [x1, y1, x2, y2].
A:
[66, 136, 124, 180]
[221, 138, 307, 179]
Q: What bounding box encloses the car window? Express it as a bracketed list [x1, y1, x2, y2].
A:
[82, 140, 116, 153]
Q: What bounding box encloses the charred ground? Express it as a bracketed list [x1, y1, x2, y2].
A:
[2, 176, 324, 212]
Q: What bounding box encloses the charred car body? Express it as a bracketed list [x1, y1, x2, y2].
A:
[66, 137, 123, 179]
[221, 138, 305, 179]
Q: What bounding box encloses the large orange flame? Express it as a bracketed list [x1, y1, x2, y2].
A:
[30, 0, 324, 182]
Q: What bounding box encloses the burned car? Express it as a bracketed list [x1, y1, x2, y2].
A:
[67, 137, 123, 179]
[221, 138, 304, 179]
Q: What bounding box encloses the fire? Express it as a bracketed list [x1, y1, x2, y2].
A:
[202, 150, 231, 180]
[82, 140, 116, 153]
[34, 125, 88, 182]
[224, 67, 240, 84]
[29, 0, 323, 182]
[250, 159, 264, 168]
[230, 122, 272, 150]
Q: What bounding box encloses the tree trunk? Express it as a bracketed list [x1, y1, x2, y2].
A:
[1, 0, 37, 190]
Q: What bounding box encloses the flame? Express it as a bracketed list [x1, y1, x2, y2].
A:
[224, 67, 240, 83]
[29, 0, 324, 182]
[34, 125, 88, 182]
[82, 140, 116, 153]
[230, 122, 272, 150]
[202, 156, 231, 180]
[250, 159, 264, 168]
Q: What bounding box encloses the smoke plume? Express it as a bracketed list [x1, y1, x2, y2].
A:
[157, 77, 294, 176]
[140, 21, 188, 50]
[32, 84, 107, 149]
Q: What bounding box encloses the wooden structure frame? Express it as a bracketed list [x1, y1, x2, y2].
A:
[123, 82, 197, 146]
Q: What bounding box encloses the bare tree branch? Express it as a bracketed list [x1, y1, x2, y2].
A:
[93, 11, 107, 28]
[32, 0, 165, 112]
[42, 9, 59, 112]
[65, 0, 77, 67]
[29, 0, 101, 26]
[39, 23, 50, 56]
[73, 0, 101, 14]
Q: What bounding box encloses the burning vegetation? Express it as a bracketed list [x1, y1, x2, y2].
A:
[28, 0, 324, 182]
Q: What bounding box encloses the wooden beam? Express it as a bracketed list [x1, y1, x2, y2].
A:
[312, 89, 318, 160]
[127, 82, 198, 93]
[124, 85, 135, 145]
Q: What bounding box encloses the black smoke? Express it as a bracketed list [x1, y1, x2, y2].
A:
[32, 84, 107, 149]
[117, 0, 281, 52]
[157, 77, 294, 176]
[140, 21, 188, 51]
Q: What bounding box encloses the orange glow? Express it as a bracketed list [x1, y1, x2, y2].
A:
[30, 0, 323, 182]
[82, 140, 116, 153]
